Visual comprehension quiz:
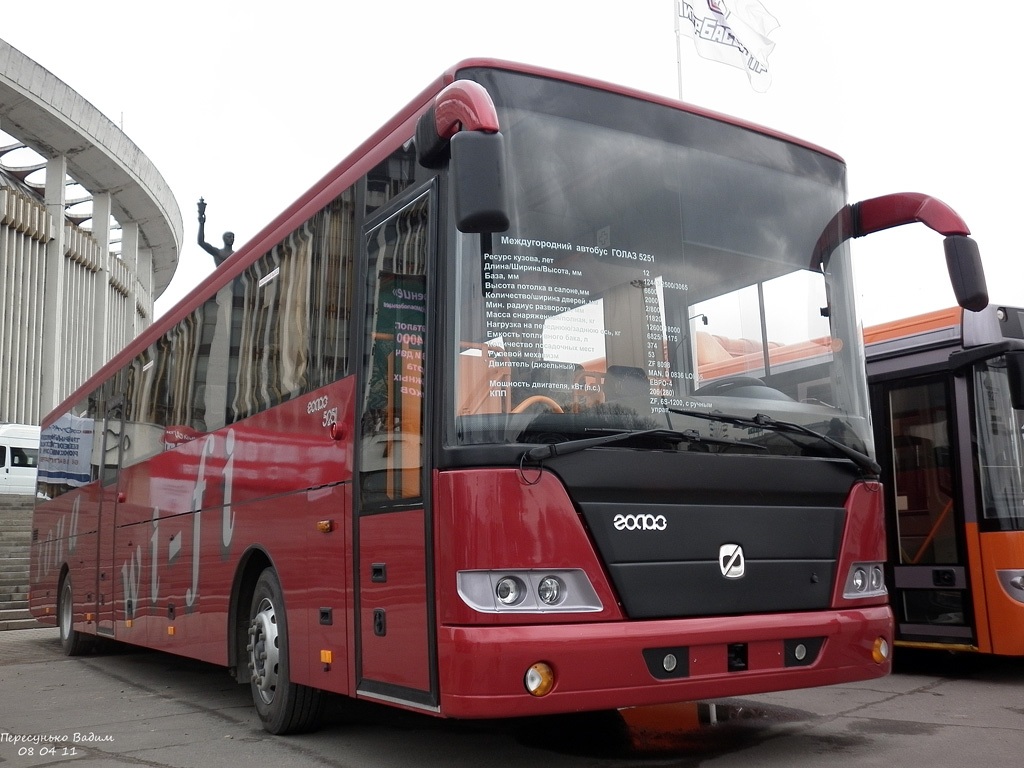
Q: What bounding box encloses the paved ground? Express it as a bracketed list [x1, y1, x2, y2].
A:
[2, 626, 1023, 767]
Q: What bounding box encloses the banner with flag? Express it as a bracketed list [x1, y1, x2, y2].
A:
[677, 0, 780, 92]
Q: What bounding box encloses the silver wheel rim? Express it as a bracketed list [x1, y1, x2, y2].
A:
[59, 581, 72, 642]
[248, 597, 280, 705]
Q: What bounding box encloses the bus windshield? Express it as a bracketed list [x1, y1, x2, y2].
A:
[449, 68, 871, 459]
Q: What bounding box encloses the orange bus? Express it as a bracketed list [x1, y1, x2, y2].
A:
[866, 306, 1024, 654]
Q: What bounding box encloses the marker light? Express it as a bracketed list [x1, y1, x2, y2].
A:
[872, 637, 890, 664]
[525, 662, 555, 696]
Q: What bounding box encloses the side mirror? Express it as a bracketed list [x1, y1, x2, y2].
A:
[812, 193, 989, 313]
[450, 131, 510, 234]
[1006, 351, 1024, 410]
[944, 235, 988, 312]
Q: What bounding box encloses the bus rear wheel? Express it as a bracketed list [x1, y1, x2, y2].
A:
[246, 568, 324, 734]
[58, 574, 90, 656]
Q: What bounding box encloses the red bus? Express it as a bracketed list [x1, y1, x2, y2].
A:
[866, 306, 1024, 655]
[30, 59, 987, 734]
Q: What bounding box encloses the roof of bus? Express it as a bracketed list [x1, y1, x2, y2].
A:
[43, 59, 847, 427]
[444, 59, 846, 164]
[863, 307, 962, 346]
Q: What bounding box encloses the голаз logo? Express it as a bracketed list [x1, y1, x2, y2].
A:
[613, 513, 668, 531]
[719, 543, 745, 578]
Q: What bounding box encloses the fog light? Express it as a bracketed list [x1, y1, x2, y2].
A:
[538, 576, 562, 605]
[525, 662, 555, 696]
[495, 576, 524, 606]
[793, 643, 807, 662]
[872, 637, 890, 664]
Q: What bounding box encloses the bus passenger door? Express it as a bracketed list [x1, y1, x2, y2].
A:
[95, 399, 125, 638]
[881, 379, 976, 649]
[354, 185, 437, 711]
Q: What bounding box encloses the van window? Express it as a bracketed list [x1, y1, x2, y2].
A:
[11, 446, 38, 468]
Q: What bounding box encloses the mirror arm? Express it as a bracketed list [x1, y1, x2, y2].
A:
[811, 192, 970, 271]
[416, 80, 501, 168]
[811, 191, 987, 313]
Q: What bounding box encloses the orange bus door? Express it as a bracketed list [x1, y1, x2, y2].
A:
[884, 379, 977, 650]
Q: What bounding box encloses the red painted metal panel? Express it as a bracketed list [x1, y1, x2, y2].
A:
[359, 509, 431, 692]
[434, 468, 623, 627]
[435, 606, 892, 718]
[830, 481, 889, 608]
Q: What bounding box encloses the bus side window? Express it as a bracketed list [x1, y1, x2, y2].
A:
[360, 191, 431, 504]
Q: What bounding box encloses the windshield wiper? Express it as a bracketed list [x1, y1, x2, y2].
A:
[668, 408, 880, 476]
[523, 427, 766, 462]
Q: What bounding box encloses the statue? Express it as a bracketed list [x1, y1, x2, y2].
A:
[197, 198, 234, 266]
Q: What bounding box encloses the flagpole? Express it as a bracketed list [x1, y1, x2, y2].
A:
[674, 0, 683, 100]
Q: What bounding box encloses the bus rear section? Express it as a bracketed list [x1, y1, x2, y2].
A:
[867, 306, 1024, 655]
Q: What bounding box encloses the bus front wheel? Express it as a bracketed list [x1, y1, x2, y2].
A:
[246, 568, 324, 734]
[58, 574, 90, 656]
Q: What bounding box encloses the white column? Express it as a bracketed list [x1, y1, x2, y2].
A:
[121, 221, 140, 338]
[91, 192, 112, 370]
[137, 246, 153, 319]
[39, 154, 67, 417]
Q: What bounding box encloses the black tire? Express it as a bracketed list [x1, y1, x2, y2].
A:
[247, 568, 324, 734]
[58, 573, 90, 656]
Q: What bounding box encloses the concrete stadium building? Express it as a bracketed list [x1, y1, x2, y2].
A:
[0, 38, 182, 425]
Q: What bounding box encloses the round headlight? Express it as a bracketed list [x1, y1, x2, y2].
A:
[852, 567, 867, 592]
[871, 566, 884, 591]
[537, 576, 562, 605]
[495, 576, 524, 606]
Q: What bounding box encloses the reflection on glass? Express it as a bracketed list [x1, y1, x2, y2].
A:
[975, 358, 1024, 528]
[449, 69, 870, 459]
[888, 382, 956, 565]
[360, 193, 430, 503]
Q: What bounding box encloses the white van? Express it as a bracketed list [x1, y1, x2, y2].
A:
[0, 423, 40, 495]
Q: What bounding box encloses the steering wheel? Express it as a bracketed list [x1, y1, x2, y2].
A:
[692, 376, 768, 396]
[511, 395, 565, 414]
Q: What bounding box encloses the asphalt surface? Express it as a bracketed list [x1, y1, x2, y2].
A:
[2, 626, 1023, 767]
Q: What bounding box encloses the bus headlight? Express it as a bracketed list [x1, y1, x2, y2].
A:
[537, 576, 563, 605]
[870, 565, 885, 592]
[457, 569, 602, 614]
[495, 576, 525, 606]
[843, 562, 887, 599]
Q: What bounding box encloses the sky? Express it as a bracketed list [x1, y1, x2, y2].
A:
[2, 1, 1020, 327]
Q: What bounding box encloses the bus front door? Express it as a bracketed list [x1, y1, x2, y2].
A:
[354, 185, 437, 711]
[95, 400, 125, 638]
[883, 379, 977, 650]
